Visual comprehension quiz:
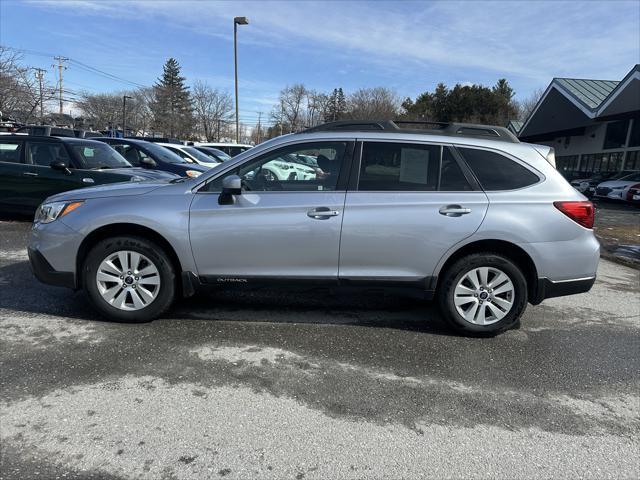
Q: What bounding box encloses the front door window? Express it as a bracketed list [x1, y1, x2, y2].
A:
[205, 141, 348, 192]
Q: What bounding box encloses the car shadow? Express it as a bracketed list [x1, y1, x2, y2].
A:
[0, 212, 33, 222]
[0, 260, 455, 336]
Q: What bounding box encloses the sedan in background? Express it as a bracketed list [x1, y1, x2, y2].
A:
[157, 143, 221, 169]
[193, 146, 232, 162]
[95, 138, 208, 178]
[194, 142, 252, 157]
[595, 171, 640, 200]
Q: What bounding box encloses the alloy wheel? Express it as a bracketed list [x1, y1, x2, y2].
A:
[96, 250, 161, 311]
[453, 266, 515, 325]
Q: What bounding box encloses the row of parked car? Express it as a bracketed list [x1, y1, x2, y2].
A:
[0, 130, 252, 215]
[570, 170, 640, 206]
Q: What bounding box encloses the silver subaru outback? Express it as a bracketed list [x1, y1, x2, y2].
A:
[28, 121, 599, 335]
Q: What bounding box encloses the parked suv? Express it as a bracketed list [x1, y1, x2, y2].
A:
[29, 121, 599, 335]
[0, 135, 176, 214]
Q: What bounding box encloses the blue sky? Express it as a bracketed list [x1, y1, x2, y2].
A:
[1, 0, 639, 127]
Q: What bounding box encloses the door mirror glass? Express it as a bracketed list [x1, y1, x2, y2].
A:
[50, 161, 72, 175]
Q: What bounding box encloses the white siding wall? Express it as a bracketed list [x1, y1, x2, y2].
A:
[537, 124, 609, 156]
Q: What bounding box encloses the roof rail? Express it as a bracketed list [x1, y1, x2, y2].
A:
[301, 120, 520, 143]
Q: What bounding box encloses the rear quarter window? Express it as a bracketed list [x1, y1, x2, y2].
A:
[458, 147, 539, 190]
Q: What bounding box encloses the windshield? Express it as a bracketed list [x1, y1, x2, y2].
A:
[619, 172, 640, 182]
[184, 146, 219, 164]
[72, 143, 132, 169]
[200, 147, 231, 161]
[143, 142, 191, 164]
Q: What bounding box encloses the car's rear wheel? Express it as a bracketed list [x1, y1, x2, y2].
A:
[437, 253, 527, 336]
[83, 236, 176, 322]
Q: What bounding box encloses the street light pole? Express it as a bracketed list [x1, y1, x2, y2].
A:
[122, 95, 132, 138]
[233, 16, 249, 144]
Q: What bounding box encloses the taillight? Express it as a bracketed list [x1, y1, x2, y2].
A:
[554, 201, 594, 229]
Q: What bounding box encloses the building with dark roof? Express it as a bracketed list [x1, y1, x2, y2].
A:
[519, 65, 639, 179]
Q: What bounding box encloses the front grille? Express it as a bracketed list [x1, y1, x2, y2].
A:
[596, 187, 611, 196]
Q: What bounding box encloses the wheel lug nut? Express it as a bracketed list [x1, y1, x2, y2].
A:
[474, 293, 478, 297]
[120, 275, 124, 279]
[127, 271, 131, 275]
[135, 277, 139, 280]
[132, 285, 136, 289]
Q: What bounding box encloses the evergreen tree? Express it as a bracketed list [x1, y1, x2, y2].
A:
[150, 58, 194, 138]
[401, 79, 518, 125]
[336, 88, 347, 119]
[324, 88, 348, 122]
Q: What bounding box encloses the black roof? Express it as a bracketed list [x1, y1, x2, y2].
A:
[301, 120, 520, 143]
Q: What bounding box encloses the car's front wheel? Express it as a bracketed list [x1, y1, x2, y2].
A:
[437, 253, 527, 336]
[83, 236, 176, 322]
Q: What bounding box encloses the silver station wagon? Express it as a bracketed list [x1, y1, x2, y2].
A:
[29, 121, 599, 335]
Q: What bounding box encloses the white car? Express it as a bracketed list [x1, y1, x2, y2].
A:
[248, 154, 317, 182]
[158, 143, 221, 168]
[594, 171, 640, 200]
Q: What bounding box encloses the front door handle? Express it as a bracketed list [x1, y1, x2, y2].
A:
[23, 172, 38, 177]
[307, 207, 340, 219]
[439, 205, 471, 217]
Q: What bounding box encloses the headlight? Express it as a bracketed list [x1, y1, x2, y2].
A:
[34, 201, 84, 224]
[185, 170, 202, 178]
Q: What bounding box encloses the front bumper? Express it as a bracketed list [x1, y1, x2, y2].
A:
[28, 247, 76, 289]
[530, 276, 596, 305]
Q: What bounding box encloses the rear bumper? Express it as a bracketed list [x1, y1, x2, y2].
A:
[28, 247, 76, 289]
[530, 276, 596, 305]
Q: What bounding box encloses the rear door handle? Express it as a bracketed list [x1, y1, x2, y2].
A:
[23, 172, 38, 177]
[307, 207, 340, 219]
[439, 205, 471, 217]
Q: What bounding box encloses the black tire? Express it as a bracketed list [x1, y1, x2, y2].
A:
[437, 252, 527, 336]
[82, 235, 176, 322]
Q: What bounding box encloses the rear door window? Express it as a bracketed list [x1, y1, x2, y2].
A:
[0, 142, 23, 163]
[458, 147, 539, 190]
[358, 142, 439, 191]
[440, 148, 472, 191]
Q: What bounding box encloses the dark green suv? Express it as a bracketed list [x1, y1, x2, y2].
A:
[0, 135, 177, 215]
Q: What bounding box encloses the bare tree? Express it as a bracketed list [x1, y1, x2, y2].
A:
[346, 87, 400, 120]
[271, 84, 308, 133]
[0, 46, 54, 123]
[517, 88, 545, 122]
[76, 88, 153, 134]
[192, 80, 233, 141]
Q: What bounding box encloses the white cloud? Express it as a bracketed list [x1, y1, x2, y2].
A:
[30, 0, 639, 84]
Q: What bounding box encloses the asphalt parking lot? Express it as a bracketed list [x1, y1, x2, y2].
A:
[1, 219, 639, 479]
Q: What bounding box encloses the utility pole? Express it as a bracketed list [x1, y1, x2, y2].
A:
[122, 95, 132, 137]
[256, 111, 262, 143]
[34, 68, 47, 123]
[233, 16, 249, 144]
[53, 56, 68, 115]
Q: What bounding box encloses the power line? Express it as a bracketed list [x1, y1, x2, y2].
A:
[5, 46, 148, 89]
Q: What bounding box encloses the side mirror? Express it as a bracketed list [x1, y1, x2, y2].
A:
[218, 175, 242, 205]
[140, 157, 157, 168]
[50, 161, 72, 175]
